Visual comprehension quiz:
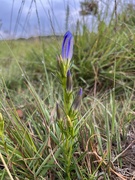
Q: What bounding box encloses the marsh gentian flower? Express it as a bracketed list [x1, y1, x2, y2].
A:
[61, 31, 74, 61]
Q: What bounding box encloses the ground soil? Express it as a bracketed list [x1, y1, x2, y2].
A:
[113, 120, 135, 180]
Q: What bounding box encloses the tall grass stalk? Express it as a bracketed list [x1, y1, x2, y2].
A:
[0, 152, 14, 180]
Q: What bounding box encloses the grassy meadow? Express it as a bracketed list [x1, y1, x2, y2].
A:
[0, 1, 135, 179]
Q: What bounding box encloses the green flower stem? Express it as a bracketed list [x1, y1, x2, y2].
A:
[63, 135, 74, 180]
[60, 67, 75, 178]
[61, 72, 73, 116]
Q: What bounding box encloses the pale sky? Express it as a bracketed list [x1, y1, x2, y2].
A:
[0, 0, 132, 39]
[0, 0, 81, 39]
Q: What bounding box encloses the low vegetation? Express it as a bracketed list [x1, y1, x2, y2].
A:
[0, 1, 135, 179]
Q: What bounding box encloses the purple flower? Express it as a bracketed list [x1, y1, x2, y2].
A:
[61, 31, 74, 61]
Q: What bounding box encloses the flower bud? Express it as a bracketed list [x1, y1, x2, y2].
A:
[56, 103, 61, 120]
[72, 88, 83, 111]
[61, 31, 74, 62]
[67, 115, 73, 127]
[66, 69, 73, 92]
